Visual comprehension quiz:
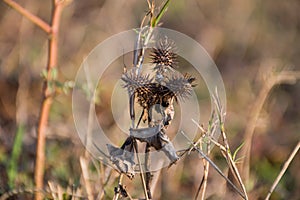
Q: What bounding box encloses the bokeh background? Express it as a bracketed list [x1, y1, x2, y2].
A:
[0, 0, 299, 199]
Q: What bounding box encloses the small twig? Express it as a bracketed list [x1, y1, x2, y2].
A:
[133, 140, 149, 200]
[97, 166, 113, 200]
[34, 1, 67, 198]
[194, 174, 205, 200]
[265, 141, 300, 200]
[145, 143, 153, 199]
[194, 159, 210, 200]
[211, 91, 248, 199]
[220, 131, 248, 199]
[192, 121, 211, 200]
[2, 0, 51, 33]
[181, 131, 246, 199]
[200, 141, 211, 200]
[80, 157, 94, 200]
[113, 174, 134, 200]
[206, 132, 248, 200]
[133, 10, 151, 71]
[113, 174, 124, 200]
[133, 1, 155, 75]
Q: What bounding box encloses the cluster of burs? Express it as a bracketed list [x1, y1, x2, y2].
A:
[107, 37, 196, 178]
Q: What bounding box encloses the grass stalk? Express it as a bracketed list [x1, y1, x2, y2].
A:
[134, 141, 149, 200]
[181, 131, 246, 199]
[265, 141, 300, 200]
[240, 70, 300, 181]
[80, 157, 94, 200]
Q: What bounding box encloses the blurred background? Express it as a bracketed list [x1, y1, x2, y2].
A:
[0, 0, 299, 199]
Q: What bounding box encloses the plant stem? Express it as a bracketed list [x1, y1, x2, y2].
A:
[2, 0, 51, 33]
[181, 131, 246, 199]
[35, 1, 66, 199]
[2, 1, 66, 197]
[265, 141, 300, 200]
[1, 0, 64, 199]
[113, 174, 124, 200]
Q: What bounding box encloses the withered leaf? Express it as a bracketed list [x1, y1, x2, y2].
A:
[130, 127, 179, 164]
[106, 144, 135, 179]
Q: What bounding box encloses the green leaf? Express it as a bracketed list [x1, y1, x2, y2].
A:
[51, 68, 58, 80]
[41, 69, 48, 79]
[55, 80, 63, 88]
[151, 0, 171, 27]
[232, 141, 245, 162]
[65, 81, 75, 88]
[48, 81, 54, 93]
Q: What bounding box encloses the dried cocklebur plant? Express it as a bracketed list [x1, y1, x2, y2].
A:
[101, 1, 198, 199]
[107, 35, 196, 199]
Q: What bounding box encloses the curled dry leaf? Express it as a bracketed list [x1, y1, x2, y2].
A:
[130, 127, 179, 163]
[106, 144, 135, 179]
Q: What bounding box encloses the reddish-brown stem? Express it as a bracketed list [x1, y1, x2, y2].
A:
[2, 0, 51, 33]
[0, 1, 60, 199]
[34, 2, 66, 199]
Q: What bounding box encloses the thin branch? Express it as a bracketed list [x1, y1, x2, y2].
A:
[35, 1, 68, 199]
[80, 157, 94, 200]
[134, 140, 149, 200]
[145, 143, 152, 198]
[193, 121, 211, 200]
[113, 174, 123, 200]
[194, 173, 205, 200]
[200, 139, 211, 200]
[207, 133, 248, 200]
[265, 141, 300, 200]
[194, 159, 210, 200]
[2, 0, 51, 33]
[219, 130, 248, 199]
[180, 131, 246, 200]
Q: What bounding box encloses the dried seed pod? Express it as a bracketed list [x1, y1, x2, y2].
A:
[151, 37, 178, 71]
[121, 69, 153, 96]
[134, 83, 175, 123]
[131, 72, 195, 124]
[165, 73, 196, 100]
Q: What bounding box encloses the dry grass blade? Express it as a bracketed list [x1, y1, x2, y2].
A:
[212, 91, 248, 199]
[191, 120, 211, 200]
[80, 157, 94, 200]
[265, 141, 300, 200]
[194, 159, 210, 200]
[134, 141, 149, 200]
[218, 136, 248, 200]
[48, 182, 58, 199]
[241, 70, 300, 181]
[180, 131, 246, 200]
